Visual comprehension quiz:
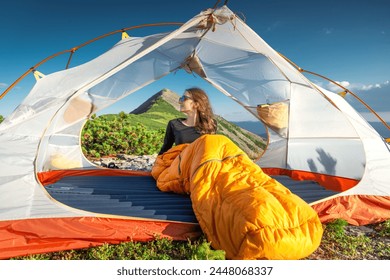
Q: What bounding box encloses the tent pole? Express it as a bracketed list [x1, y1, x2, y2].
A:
[0, 22, 183, 100]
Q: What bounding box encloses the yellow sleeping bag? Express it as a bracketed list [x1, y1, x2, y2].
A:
[152, 134, 323, 259]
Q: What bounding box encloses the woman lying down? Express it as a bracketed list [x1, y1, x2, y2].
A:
[152, 88, 323, 260]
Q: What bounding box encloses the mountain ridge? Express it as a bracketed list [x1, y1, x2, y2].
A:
[130, 89, 180, 114]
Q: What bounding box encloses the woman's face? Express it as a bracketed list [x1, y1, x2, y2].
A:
[179, 92, 197, 114]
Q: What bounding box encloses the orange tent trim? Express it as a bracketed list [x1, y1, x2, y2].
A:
[0, 216, 201, 260]
[262, 167, 359, 192]
[38, 169, 152, 186]
[312, 194, 390, 226]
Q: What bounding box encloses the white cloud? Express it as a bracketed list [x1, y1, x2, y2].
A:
[323, 28, 334, 35]
[0, 83, 8, 88]
[324, 80, 390, 93]
[326, 80, 350, 92]
[360, 83, 382, 91]
[266, 21, 282, 32]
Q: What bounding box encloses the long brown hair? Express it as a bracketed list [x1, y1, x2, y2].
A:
[185, 87, 217, 135]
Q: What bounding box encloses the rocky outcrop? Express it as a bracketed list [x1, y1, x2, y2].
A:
[130, 88, 180, 114]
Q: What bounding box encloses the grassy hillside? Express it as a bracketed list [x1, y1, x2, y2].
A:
[103, 98, 186, 130]
[215, 115, 265, 159]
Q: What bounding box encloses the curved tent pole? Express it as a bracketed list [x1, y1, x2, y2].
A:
[0, 22, 183, 100]
[212, 0, 229, 9]
[278, 52, 390, 133]
[212, 0, 221, 9]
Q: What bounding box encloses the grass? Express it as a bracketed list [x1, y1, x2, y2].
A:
[11, 219, 389, 260]
[12, 236, 225, 260]
[305, 219, 390, 260]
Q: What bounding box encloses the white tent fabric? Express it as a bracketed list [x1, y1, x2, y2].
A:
[0, 5, 389, 258]
[0, 13, 205, 220]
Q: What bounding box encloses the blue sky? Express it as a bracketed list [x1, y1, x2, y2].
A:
[0, 0, 389, 135]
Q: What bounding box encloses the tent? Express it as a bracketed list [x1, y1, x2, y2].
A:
[0, 5, 389, 259]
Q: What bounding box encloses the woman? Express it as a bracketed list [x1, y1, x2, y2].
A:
[152, 88, 323, 260]
[158, 87, 217, 155]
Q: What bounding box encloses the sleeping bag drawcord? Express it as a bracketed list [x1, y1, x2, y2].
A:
[191, 153, 246, 178]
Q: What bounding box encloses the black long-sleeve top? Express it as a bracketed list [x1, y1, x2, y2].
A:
[158, 118, 201, 155]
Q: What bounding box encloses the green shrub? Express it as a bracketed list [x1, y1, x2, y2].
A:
[81, 114, 165, 158]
